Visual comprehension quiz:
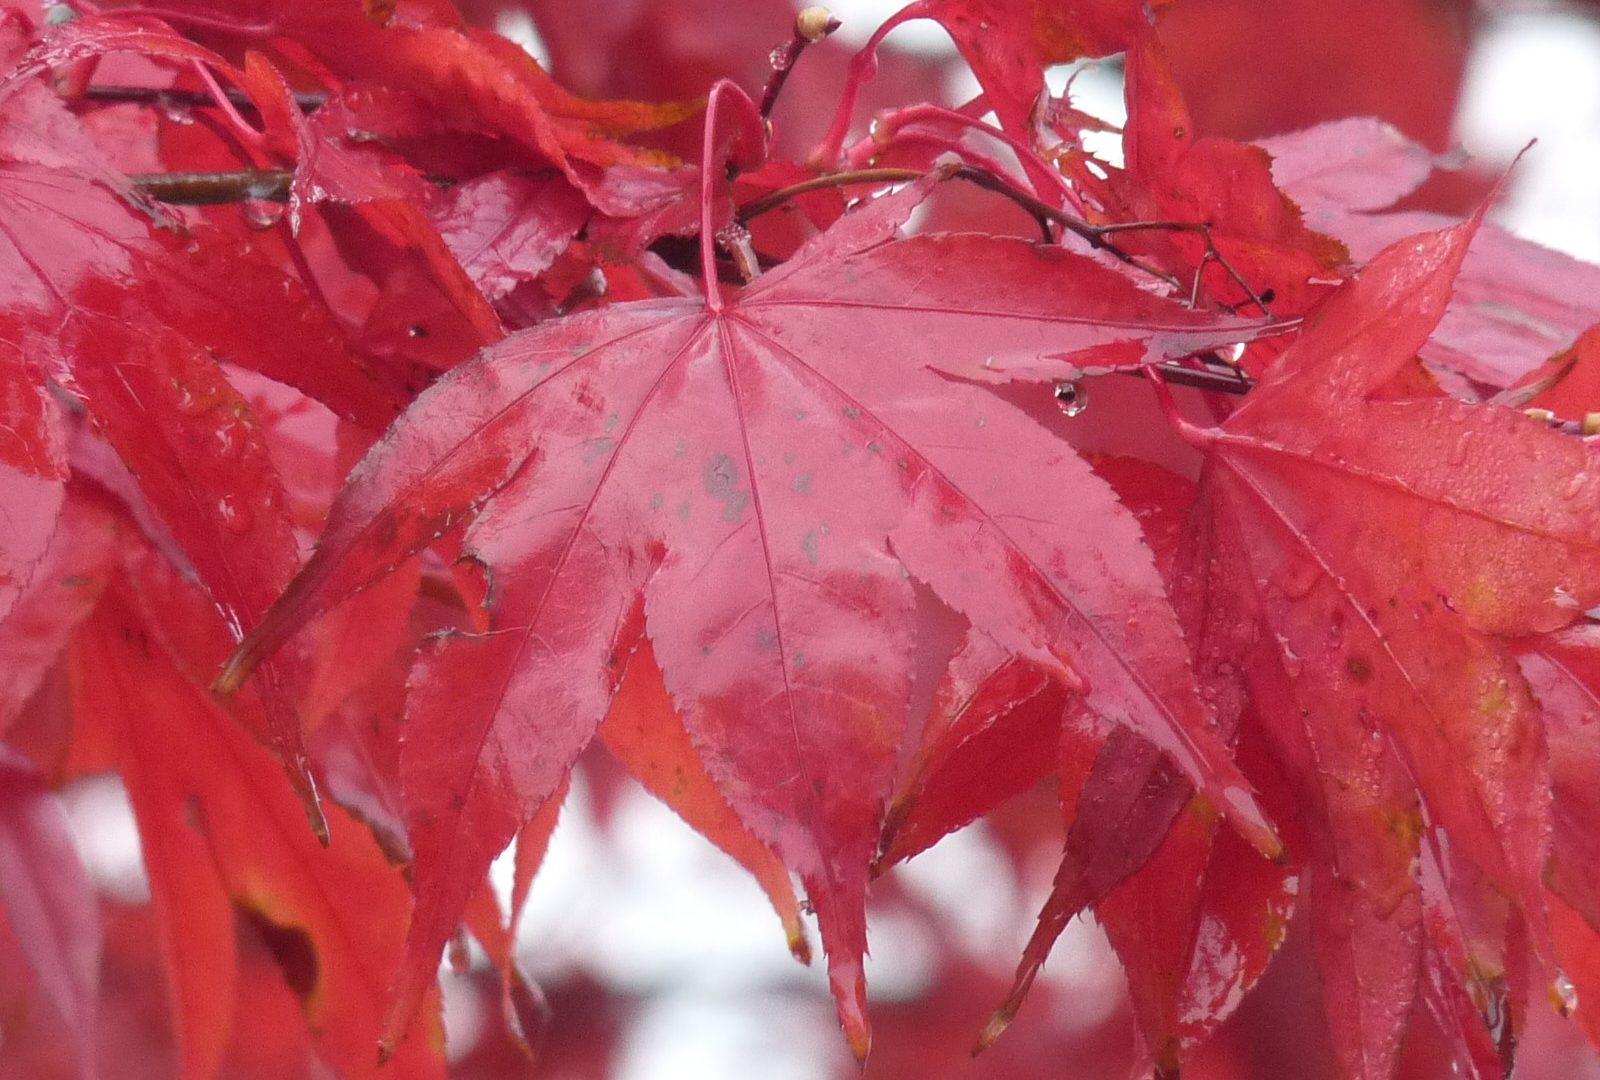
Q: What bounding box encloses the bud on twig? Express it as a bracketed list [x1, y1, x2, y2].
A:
[797, 6, 841, 43]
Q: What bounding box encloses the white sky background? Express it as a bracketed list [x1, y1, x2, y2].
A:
[56, 5, 1600, 1079]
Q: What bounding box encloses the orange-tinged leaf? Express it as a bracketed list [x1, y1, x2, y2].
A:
[73, 572, 447, 1080]
[599, 641, 810, 962]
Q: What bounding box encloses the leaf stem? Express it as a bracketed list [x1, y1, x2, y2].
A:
[759, 6, 842, 120]
[697, 80, 766, 311]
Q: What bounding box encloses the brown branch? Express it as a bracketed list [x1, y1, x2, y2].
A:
[131, 168, 292, 203]
[82, 82, 327, 113]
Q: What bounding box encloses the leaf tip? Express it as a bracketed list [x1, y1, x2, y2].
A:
[785, 919, 813, 965]
[1216, 783, 1282, 863]
[827, 958, 872, 1063]
[973, 1004, 1016, 1055]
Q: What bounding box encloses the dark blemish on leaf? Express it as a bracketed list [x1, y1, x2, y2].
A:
[1173, 126, 1186, 140]
[866, 441, 882, 455]
[604, 413, 620, 433]
[756, 627, 778, 650]
[59, 575, 90, 588]
[583, 436, 616, 463]
[238, 907, 319, 1005]
[792, 472, 812, 494]
[408, 324, 428, 339]
[1347, 656, 1374, 682]
[678, 499, 691, 521]
[792, 650, 805, 669]
[802, 530, 819, 565]
[650, 493, 665, 510]
[842, 406, 860, 419]
[704, 453, 750, 521]
[702, 645, 713, 655]
[674, 437, 688, 457]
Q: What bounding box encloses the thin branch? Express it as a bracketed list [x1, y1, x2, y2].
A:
[759, 6, 841, 120]
[131, 168, 292, 203]
[82, 82, 327, 113]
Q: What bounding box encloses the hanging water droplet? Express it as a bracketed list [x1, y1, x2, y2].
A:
[1054, 379, 1088, 417]
[157, 97, 195, 125]
[1552, 972, 1579, 1016]
[241, 198, 284, 230]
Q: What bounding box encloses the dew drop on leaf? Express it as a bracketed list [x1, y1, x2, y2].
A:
[1054, 379, 1088, 417]
[1552, 972, 1579, 1017]
[242, 199, 285, 230]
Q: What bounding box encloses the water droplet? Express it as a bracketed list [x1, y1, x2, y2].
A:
[1563, 473, 1588, 500]
[768, 45, 789, 67]
[215, 495, 254, 535]
[1054, 379, 1088, 417]
[1552, 972, 1579, 1016]
[157, 98, 195, 125]
[241, 198, 284, 230]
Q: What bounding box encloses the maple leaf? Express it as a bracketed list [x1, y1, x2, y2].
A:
[1135, 208, 1600, 1076]
[218, 93, 1285, 1055]
[71, 555, 447, 1079]
[1262, 120, 1600, 392]
[0, 746, 101, 1080]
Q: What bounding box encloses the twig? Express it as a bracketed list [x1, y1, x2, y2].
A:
[81, 83, 327, 112]
[759, 6, 841, 120]
[131, 168, 292, 203]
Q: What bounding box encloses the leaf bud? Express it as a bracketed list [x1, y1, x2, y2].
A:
[796, 6, 841, 43]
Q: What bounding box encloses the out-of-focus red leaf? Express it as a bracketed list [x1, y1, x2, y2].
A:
[0, 491, 118, 733]
[0, 353, 66, 623]
[1514, 323, 1600, 423]
[1260, 118, 1437, 216]
[1265, 146, 1600, 392]
[598, 640, 810, 961]
[1158, 0, 1472, 153]
[71, 572, 447, 1079]
[0, 748, 100, 1080]
[1519, 628, 1600, 933]
[221, 176, 1277, 1057]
